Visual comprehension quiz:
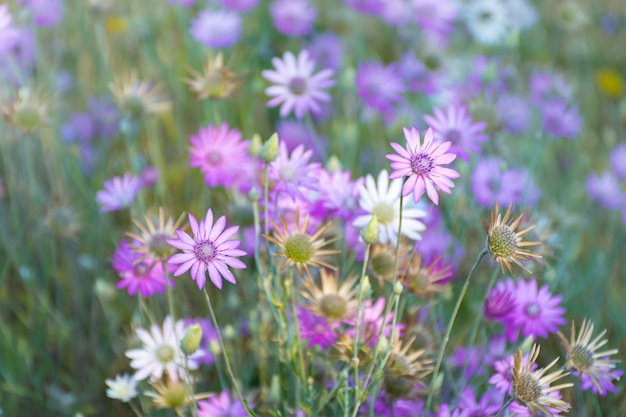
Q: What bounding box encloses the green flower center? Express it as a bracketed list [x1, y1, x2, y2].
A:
[371, 253, 395, 278]
[320, 294, 347, 319]
[149, 232, 171, 259]
[571, 344, 594, 370]
[372, 203, 395, 225]
[122, 94, 145, 117]
[155, 344, 176, 364]
[489, 224, 519, 258]
[284, 233, 314, 263]
[16, 106, 42, 130]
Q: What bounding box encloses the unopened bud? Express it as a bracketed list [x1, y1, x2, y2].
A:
[326, 155, 342, 172]
[209, 340, 221, 356]
[350, 357, 360, 369]
[360, 215, 380, 244]
[378, 336, 390, 354]
[260, 133, 279, 162]
[180, 324, 203, 355]
[249, 133, 262, 156]
[394, 281, 403, 295]
[223, 325, 235, 340]
[248, 187, 260, 202]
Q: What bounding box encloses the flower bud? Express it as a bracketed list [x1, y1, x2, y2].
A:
[223, 325, 235, 340]
[326, 155, 342, 172]
[248, 187, 260, 202]
[180, 324, 203, 355]
[360, 215, 380, 244]
[393, 281, 403, 295]
[249, 133, 262, 156]
[359, 276, 372, 299]
[209, 340, 221, 356]
[260, 133, 279, 162]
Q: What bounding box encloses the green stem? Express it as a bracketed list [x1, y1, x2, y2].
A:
[494, 398, 512, 417]
[423, 248, 488, 417]
[184, 354, 198, 417]
[203, 288, 255, 417]
[288, 267, 307, 400]
[352, 243, 371, 409]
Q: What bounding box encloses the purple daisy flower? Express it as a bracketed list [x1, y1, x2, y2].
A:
[511, 277, 566, 339]
[190, 9, 241, 49]
[586, 171, 625, 210]
[489, 352, 536, 395]
[450, 346, 485, 379]
[529, 70, 573, 104]
[305, 32, 343, 72]
[343, 0, 387, 14]
[96, 173, 141, 212]
[268, 142, 320, 201]
[346, 297, 402, 347]
[484, 279, 517, 322]
[609, 143, 626, 181]
[579, 366, 623, 396]
[435, 403, 469, 417]
[398, 53, 442, 95]
[424, 105, 488, 162]
[112, 241, 171, 298]
[314, 168, 363, 220]
[297, 307, 337, 349]
[198, 390, 252, 417]
[276, 119, 326, 158]
[496, 94, 531, 135]
[471, 157, 541, 208]
[262, 50, 334, 119]
[541, 99, 582, 139]
[458, 387, 501, 416]
[0, 4, 19, 54]
[356, 60, 406, 113]
[189, 123, 252, 189]
[413, 0, 458, 45]
[387, 126, 460, 205]
[365, 391, 424, 417]
[167, 209, 247, 290]
[270, 0, 316, 37]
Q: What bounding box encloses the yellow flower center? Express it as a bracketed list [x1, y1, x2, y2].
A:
[284, 233, 314, 263]
[489, 224, 519, 258]
[372, 203, 395, 225]
[571, 344, 594, 370]
[155, 344, 176, 364]
[371, 252, 395, 278]
[15, 106, 42, 130]
[158, 383, 187, 408]
[320, 294, 347, 319]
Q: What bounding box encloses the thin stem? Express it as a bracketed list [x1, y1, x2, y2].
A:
[184, 354, 198, 417]
[352, 192, 405, 416]
[494, 398, 513, 417]
[203, 288, 255, 417]
[129, 401, 145, 417]
[352, 243, 371, 409]
[263, 164, 270, 238]
[423, 248, 488, 417]
[460, 268, 499, 385]
[288, 267, 307, 399]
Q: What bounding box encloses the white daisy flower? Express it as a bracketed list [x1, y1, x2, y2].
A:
[505, 0, 538, 31]
[353, 170, 426, 245]
[105, 374, 138, 402]
[465, 0, 510, 45]
[125, 316, 204, 382]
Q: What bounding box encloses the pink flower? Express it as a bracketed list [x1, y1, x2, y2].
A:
[95, 173, 141, 212]
[262, 50, 334, 119]
[511, 277, 566, 339]
[167, 209, 246, 290]
[188, 123, 253, 189]
[268, 142, 320, 201]
[112, 241, 171, 298]
[198, 390, 252, 417]
[386, 126, 460, 205]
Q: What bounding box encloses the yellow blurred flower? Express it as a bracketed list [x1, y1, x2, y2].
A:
[596, 69, 624, 98]
[105, 16, 128, 34]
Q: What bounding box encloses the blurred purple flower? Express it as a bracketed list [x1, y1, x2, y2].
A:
[579, 367, 623, 396]
[343, 0, 387, 14]
[529, 70, 573, 103]
[398, 53, 442, 95]
[96, 173, 141, 212]
[221, 0, 259, 11]
[541, 99, 582, 139]
[268, 142, 320, 201]
[112, 240, 171, 298]
[609, 143, 626, 181]
[198, 391, 252, 417]
[305, 32, 343, 72]
[356, 61, 406, 113]
[424, 105, 488, 162]
[297, 307, 337, 349]
[184, 318, 219, 365]
[496, 94, 532, 135]
[276, 119, 326, 158]
[458, 387, 501, 416]
[586, 171, 625, 210]
[19, 0, 64, 27]
[413, 0, 458, 44]
[190, 9, 241, 49]
[270, 0, 316, 37]
[0, 27, 36, 84]
[0, 4, 19, 53]
[471, 157, 541, 208]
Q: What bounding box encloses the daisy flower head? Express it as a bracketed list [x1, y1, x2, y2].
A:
[483, 202, 542, 275]
[190, 9, 241, 49]
[356, 60, 406, 113]
[610, 143, 626, 181]
[412, 0, 459, 44]
[189, 123, 252, 189]
[541, 99, 582, 139]
[128, 208, 186, 260]
[112, 240, 171, 298]
[399, 253, 454, 298]
[353, 170, 427, 245]
[264, 210, 338, 280]
[96, 173, 141, 212]
[314, 167, 362, 220]
[109, 72, 171, 118]
[301, 268, 358, 321]
[464, 0, 510, 46]
[511, 344, 573, 416]
[126, 316, 204, 381]
[262, 50, 334, 119]
[383, 333, 433, 398]
[586, 171, 625, 210]
[270, 0, 317, 37]
[105, 373, 138, 402]
[198, 390, 252, 417]
[458, 387, 501, 416]
[268, 142, 320, 201]
[511, 277, 566, 339]
[424, 105, 488, 162]
[558, 319, 620, 395]
[167, 209, 247, 290]
[387, 126, 460, 205]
